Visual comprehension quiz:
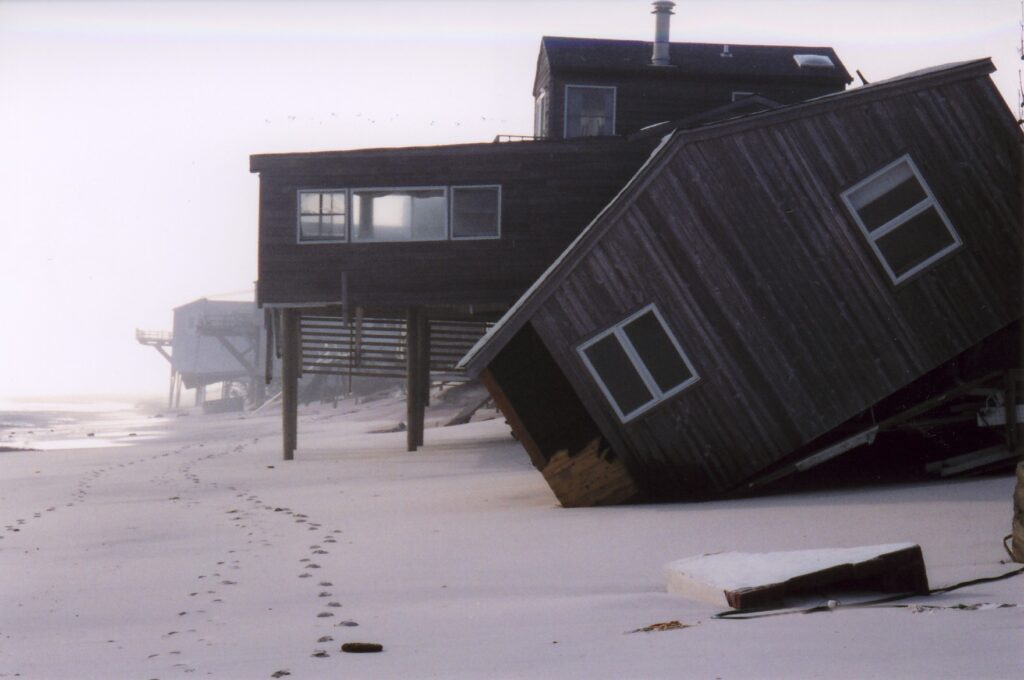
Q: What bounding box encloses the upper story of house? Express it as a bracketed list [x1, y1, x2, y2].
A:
[251, 137, 659, 310]
[250, 2, 852, 313]
[532, 32, 852, 140]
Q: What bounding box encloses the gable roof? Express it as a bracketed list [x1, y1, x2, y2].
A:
[461, 58, 997, 374]
[539, 36, 852, 84]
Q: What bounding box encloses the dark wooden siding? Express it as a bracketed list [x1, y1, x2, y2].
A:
[254, 139, 656, 308]
[545, 71, 843, 140]
[528, 74, 1021, 496]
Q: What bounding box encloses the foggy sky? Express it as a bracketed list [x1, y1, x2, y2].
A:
[0, 0, 1019, 399]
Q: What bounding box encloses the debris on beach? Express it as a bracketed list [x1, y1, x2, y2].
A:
[341, 642, 383, 653]
[665, 543, 929, 609]
[626, 620, 694, 634]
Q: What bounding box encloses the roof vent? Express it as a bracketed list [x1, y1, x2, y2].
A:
[793, 54, 835, 69]
[721, 44, 733, 58]
[651, 1, 675, 67]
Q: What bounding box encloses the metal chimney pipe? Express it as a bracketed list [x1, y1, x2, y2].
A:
[651, 1, 675, 66]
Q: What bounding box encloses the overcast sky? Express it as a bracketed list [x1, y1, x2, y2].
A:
[0, 0, 1019, 400]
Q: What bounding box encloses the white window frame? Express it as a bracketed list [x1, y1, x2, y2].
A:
[577, 304, 699, 422]
[350, 185, 449, 243]
[840, 154, 962, 285]
[563, 84, 617, 139]
[296, 189, 349, 244]
[534, 89, 548, 139]
[450, 185, 502, 240]
[731, 91, 754, 102]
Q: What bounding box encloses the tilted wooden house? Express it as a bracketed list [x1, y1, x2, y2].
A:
[460, 59, 1022, 506]
[250, 2, 852, 459]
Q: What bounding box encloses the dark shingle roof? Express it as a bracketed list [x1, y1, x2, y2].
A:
[541, 36, 852, 83]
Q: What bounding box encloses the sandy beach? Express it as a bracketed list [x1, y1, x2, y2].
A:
[1, 393, 1021, 679]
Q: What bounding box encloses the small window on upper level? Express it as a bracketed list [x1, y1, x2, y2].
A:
[534, 89, 549, 139]
[841, 155, 962, 285]
[451, 186, 501, 239]
[298, 190, 348, 242]
[564, 85, 616, 138]
[793, 54, 835, 69]
[351, 187, 447, 242]
[577, 305, 699, 422]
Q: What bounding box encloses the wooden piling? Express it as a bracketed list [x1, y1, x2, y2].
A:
[281, 309, 300, 460]
[406, 307, 425, 452]
[167, 369, 177, 409]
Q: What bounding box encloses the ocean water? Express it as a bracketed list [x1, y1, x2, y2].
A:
[0, 399, 167, 451]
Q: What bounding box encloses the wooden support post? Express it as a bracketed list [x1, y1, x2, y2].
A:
[281, 309, 300, 461]
[1005, 371, 1018, 452]
[416, 313, 430, 446]
[195, 384, 206, 406]
[168, 369, 177, 409]
[174, 373, 182, 408]
[406, 307, 424, 452]
[264, 309, 274, 386]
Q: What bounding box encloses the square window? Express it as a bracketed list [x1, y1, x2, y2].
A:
[565, 85, 616, 138]
[451, 186, 500, 239]
[298, 190, 348, 242]
[841, 155, 961, 284]
[578, 305, 699, 422]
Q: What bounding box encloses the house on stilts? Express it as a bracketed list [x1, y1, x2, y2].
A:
[251, 1, 854, 459]
[459, 58, 1023, 506]
[137, 297, 268, 412]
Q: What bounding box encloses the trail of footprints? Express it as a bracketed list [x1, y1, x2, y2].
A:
[2, 447, 182, 539]
[7, 435, 363, 677]
[144, 439, 359, 677]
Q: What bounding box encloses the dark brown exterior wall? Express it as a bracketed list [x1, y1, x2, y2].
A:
[539, 70, 844, 140]
[254, 139, 656, 308]
[528, 75, 1022, 498]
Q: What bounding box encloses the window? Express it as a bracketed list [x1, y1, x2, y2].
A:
[534, 89, 549, 138]
[841, 155, 962, 284]
[577, 305, 699, 422]
[351, 187, 447, 242]
[298, 190, 347, 242]
[564, 85, 616, 138]
[451, 186, 500, 239]
[731, 91, 754, 102]
[793, 54, 835, 69]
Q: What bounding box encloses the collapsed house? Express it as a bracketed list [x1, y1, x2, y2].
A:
[251, 2, 853, 459]
[460, 59, 1022, 506]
